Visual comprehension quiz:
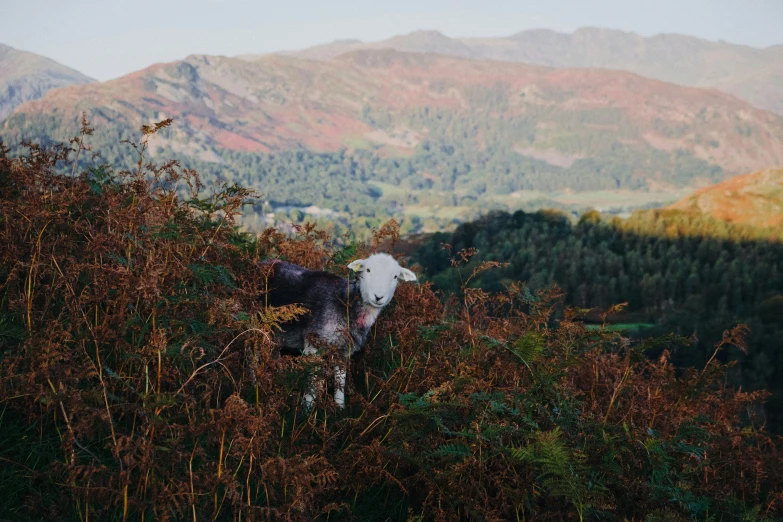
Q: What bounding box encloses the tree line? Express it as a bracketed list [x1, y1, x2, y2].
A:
[412, 208, 783, 431]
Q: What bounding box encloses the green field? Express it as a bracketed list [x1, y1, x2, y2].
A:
[585, 322, 656, 332]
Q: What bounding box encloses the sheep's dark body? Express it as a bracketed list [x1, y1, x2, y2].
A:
[261, 260, 374, 357]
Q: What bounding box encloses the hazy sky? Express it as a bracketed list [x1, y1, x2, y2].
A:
[2, 0, 781, 81]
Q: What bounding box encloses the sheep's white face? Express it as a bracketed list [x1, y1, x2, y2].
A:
[348, 253, 417, 308]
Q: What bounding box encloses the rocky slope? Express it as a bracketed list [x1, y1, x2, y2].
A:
[5, 50, 783, 172]
[0, 43, 94, 122]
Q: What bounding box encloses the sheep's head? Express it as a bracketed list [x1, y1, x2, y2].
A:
[348, 253, 417, 308]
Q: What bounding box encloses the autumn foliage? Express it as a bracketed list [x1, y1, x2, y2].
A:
[0, 126, 782, 521]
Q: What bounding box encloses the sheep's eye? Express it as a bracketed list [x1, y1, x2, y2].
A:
[366, 268, 370, 273]
[394, 275, 398, 279]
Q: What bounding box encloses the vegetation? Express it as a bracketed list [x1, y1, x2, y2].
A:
[0, 104, 727, 236]
[1, 126, 781, 520]
[4, 46, 753, 234]
[413, 209, 783, 432]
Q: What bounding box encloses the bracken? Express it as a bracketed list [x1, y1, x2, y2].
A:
[0, 121, 781, 521]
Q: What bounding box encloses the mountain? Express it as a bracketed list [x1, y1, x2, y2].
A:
[275, 31, 479, 61]
[670, 168, 783, 228]
[3, 50, 783, 229]
[0, 43, 94, 122]
[282, 28, 783, 115]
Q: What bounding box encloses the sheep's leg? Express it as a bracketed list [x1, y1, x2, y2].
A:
[302, 341, 321, 411]
[334, 362, 347, 408]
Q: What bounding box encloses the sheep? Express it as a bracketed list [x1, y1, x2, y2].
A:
[260, 253, 417, 409]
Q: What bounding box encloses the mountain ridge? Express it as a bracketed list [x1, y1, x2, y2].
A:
[7, 49, 783, 171]
[0, 43, 95, 122]
[271, 27, 783, 115]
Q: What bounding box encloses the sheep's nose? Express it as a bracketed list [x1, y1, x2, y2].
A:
[374, 294, 384, 302]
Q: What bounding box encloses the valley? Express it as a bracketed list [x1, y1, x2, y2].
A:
[3, 48, 783, 234]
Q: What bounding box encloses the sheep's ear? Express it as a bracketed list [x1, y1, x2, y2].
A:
[347, 259, 365, 272]
[399, 268, 417, 282]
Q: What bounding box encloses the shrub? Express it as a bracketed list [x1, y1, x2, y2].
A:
[0, 126, 781, 521]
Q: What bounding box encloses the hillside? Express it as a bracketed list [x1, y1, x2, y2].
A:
[283, 28, 783, 115]
[1, 141, 781, 520]
[3, 50, 783, 230]
[0, 43, 94, 122]
[411, 207, 783, 433]
[670, 168, 783, 228]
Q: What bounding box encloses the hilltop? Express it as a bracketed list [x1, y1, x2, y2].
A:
[3, 49, 783, 230]
[670, 168, 783, 228]
[280, 28, 783, 115]
[0, 43, 94, 122]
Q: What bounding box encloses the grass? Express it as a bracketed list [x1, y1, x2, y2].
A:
[585, 322, 656, 332]
[551, 190, 686, 208]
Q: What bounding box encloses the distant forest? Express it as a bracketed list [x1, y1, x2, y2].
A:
[412, 209, 783, 431]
